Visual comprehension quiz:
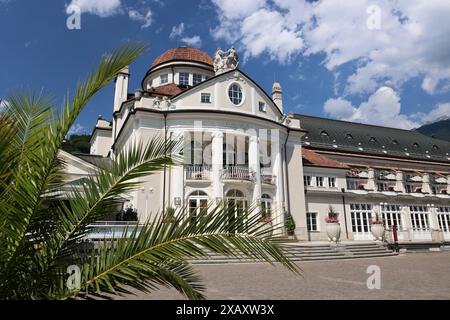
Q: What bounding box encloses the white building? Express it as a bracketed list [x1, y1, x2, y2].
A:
[67, 46, 450, 243]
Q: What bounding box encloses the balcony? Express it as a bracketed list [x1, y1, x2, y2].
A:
[261, 174, 276, 185]
[222, 165, 254, 181]
[185, 165, 211, 181]
[346, 178, 368, 191]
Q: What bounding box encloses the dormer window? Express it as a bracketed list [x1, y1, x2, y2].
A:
[412, 142, 420, 148]
[320, 130, 329, 137]
[432, 145, 439, 150]
[392, 139, 399, 145]
[160, 74, 168, 84]
[179, 72, 189, 86]
[346, 134, 353, 140]
[193, 73, 202, 85]
[369, 137, 377, 143]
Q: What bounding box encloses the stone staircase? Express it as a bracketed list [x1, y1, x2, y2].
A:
[191, 242, 398, 264]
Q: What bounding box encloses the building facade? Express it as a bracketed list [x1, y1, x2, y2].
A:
[70, 46, 450, 243]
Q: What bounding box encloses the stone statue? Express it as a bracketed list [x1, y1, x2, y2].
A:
[213, 47, 239, 75]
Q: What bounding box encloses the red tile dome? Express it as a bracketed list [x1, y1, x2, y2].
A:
[151, 46, 213, 68]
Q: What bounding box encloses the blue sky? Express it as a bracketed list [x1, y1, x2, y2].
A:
[1, 0, 450, 135]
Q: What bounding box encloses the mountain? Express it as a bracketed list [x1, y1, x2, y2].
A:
[62, 134, 91, 154]
[416, 118, 450, 142]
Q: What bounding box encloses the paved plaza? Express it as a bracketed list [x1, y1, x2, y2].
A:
[121, 251, 450, 300]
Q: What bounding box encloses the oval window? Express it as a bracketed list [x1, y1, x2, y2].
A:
[228, 83, 243, 105]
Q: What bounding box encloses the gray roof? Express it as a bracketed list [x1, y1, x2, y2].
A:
[72, 153, 112, 170]
[294, 114, 450, 164]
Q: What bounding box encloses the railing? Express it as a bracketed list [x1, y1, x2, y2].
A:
[85, 221, 142, 240]
[377, 181, 396, 192]
[347, 178, 367, 190]
[405, 182, 423, 193]
[261, 174, 276, 185]
[222, 166, 254, 181]
[185, 165, 211, 181]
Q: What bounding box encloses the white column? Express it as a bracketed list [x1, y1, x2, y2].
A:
[366, 168, 377, 191]
[171, 166, 184, 207]
[273, 137, 284, 227]
[395, 171, 405, 193]
[211, 131, 224, 202]
[422, 173, 432, 194]
[402, 205, 413, 241]
[249, 135, 261, 203]
[447, 175, 450, 194]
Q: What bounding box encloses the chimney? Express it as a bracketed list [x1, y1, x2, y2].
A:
[272, 82, 283, 113]
[114, 66, 130, 112]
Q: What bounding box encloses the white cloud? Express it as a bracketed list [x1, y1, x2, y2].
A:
[412, 103, 450, 125]
[180, 36, 202, 48]
[169, 23, 185, 39]
[128, 9, 153, 28]
[324, 98, 355, 119]
[211, 0, 450, 95]
[169, 22, 202, 47]
[66, 0, 122, 17]
[68, 123, 86, 136]
[0, 99, 9, 112]
[324, 87, 450, 129]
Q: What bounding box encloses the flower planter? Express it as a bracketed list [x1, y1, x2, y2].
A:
[325, 223, 341, 243]
[371, 223, 385, 241]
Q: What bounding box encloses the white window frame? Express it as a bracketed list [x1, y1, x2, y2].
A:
[179, 72, 190, 86]
[188, 191, 209, 218]
[227, 83, 244, 106]
[350, 203, 372, 238]
[160, 74, 168, 84]
[193, 73, 203, 85]
[258, 101, 266, 112]
[437, 207, 450, 234]
[316, 176, 324, 188]
[381, 204, 403, 230]
[201, 93, 211, 103]
[328, 177, 336, 188]
[306, 212, 319, 232]
[304, 175, 312, 187]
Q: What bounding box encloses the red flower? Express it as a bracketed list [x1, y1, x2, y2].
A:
[325, 217, 339, 223]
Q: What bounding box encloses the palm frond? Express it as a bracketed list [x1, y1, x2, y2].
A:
[70, 204, 301, 300]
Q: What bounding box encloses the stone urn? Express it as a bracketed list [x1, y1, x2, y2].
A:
[371, 223, 385, 241]
[326, 223, 341, 243]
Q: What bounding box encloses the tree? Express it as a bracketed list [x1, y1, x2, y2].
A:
[0, 43, 300, 300]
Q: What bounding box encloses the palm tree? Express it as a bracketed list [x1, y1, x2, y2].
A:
[0, 43, 300, 300]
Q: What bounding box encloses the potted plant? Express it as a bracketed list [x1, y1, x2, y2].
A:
[370, 210, 385, 241]
[284, 213, 296, 236]
[162, 207, 177, 223]
[325, 206, 341, 243]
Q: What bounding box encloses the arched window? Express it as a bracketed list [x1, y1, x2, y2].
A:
[261, 194, 272, 218]
[226, 189, 247, 217]
[188, 191, 208, 218]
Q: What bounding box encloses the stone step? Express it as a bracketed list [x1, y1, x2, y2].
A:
[191, 252, 398, 264]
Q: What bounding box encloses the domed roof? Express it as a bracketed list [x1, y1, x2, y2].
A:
[151, 46, 213, 68]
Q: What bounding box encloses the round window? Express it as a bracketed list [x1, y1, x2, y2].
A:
[228, 83, 243, 105]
